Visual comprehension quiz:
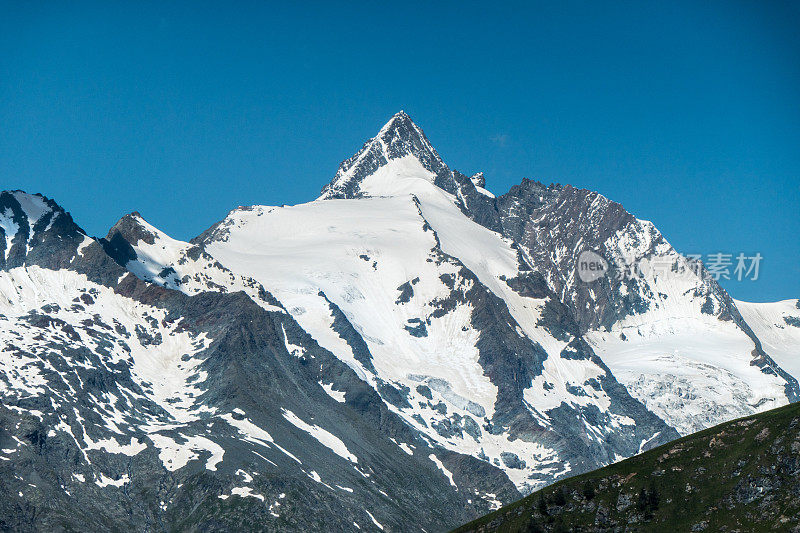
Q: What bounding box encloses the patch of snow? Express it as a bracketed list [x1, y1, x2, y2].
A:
[428, 453, 457, 488]
[319, 381, 346, 402]
[221, 413, 274, 447]
[365, 510, 384, 530]
[231, 486, 265, 501]
[0, 208, 19, 260]
[398, 442, 414, 455]
[85, 436, 147, 457]
[148, 434, 224, 472]
[474, 186, 494, 198]
[282, 409, 357, 463]
[95, 473, 130, 488]
[11, 192, 50, 224]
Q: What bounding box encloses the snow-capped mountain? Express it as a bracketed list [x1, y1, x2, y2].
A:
[1, 113, 797, 531]
[480, 181, 798, 435]
[0, 190, 512, 532]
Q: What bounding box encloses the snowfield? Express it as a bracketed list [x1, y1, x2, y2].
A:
[197, 161, 633, 490]
[736, 299, 800, 382]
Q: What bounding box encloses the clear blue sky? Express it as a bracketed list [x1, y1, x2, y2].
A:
[1, 1, 798, 301]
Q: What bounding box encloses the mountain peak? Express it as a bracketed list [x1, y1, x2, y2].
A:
[377, 109, 413, 134]
[0, 190, 88, 270]
[1, 190, 61, 223]
[106, 211, 163, 246]
[319, 111, 457, 199]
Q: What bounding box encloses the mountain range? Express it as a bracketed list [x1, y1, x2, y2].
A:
[1, 111, 798, 532]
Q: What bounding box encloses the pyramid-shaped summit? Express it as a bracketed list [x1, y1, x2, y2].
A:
[319, 111, 459, 199]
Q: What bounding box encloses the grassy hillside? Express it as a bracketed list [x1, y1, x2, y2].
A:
[454, 402, 800, 532]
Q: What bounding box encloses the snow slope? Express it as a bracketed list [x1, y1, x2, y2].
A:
[587, 317, 787, 436]
[106, 212, 285, 313]
[580, 225, 789, 435]
[737, 299, 800, 382]
[198, 156, 663, 491]
[0, 266, 221, 469]
[496, 178, 794, 437]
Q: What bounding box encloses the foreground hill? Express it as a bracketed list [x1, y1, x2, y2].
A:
[454, 401, 800, 532]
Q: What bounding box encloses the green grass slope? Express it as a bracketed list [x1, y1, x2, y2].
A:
[454, 402, 800, 533]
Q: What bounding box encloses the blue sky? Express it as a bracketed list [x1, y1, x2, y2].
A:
[1, 1, 798, 301]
